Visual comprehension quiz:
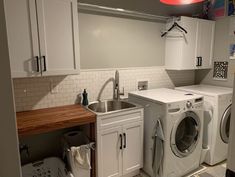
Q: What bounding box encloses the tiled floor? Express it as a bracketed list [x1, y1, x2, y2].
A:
[136, 162, 227, 177]
[189, 162, 226, 177]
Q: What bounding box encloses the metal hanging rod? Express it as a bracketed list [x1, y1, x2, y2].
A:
[78, 2, 170, 22]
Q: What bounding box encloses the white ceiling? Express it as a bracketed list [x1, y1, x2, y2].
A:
[78, 0, 203, 17]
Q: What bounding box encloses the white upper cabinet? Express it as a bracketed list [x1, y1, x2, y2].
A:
[4, 0, 80, 78]
[36, 0, 80, 76]
[197, 19, 215, 69]
[4, 0, 40, 77]
[165, 16, 215, 70]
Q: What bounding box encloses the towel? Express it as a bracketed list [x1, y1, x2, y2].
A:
[152, 119, 165, 177]
[71, 145, 91, 170]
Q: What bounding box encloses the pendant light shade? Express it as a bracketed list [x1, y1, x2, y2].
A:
[160, 0, 204, 5]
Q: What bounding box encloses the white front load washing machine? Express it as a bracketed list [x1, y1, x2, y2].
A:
[176, 84, 233, 165]
[129, 88, 204, 177]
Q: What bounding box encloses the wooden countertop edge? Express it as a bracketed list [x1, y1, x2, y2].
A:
[16, 104, 96, 137]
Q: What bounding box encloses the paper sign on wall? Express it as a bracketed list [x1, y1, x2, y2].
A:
[213, 61, 228, 80]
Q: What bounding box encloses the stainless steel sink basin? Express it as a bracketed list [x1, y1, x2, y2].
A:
[88, 100, 137, 113]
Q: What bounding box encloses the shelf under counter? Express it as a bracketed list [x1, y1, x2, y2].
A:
[16, 104, 96, 137]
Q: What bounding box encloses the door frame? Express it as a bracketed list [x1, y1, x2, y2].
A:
[0, 0, 22, 175]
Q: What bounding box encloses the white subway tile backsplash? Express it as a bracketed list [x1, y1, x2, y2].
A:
[13, 67, 195, 112]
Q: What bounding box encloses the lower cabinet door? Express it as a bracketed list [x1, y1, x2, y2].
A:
[98, 126, 123, 177]
[122, 121, 143, 175]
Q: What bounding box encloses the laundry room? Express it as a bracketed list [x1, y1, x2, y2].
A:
[1, 0, 235, 177]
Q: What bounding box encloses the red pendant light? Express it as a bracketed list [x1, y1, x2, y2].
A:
[160, 0, 204, 5]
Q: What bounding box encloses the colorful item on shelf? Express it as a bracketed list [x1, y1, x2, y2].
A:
[206, 0, 226, 19]
[228, 0, 235, 16]
[202, 0, 211, 19]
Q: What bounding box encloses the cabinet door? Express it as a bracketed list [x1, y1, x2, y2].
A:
[197, 20, 215, 69]
[122, 121, 143, 175]
[36, 0, 80, 76]
[180, 17, 199, 70]
[98, 126, 123, 177]
[165, 17, 198, 70]
[4, 0, 41, 77]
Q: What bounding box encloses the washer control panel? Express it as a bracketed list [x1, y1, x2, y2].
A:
[167, 97, 203, 112]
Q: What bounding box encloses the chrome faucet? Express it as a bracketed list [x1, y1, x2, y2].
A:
[113, 70, 124, 100]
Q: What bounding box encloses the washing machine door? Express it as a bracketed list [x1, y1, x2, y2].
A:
[171, 111, 201, 158]
[220, 104, 232, 144]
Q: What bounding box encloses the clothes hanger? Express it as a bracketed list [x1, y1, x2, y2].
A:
[161, 22, 187, 37]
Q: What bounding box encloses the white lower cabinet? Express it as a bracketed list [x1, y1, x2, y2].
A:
[99, 126, 123, 177]
[122, 121, 143, 175]
[97, 108, 143, 177]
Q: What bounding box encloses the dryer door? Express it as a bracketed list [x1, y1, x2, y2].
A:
[220, 104, 232, 144]
[171, 111, 201, 158]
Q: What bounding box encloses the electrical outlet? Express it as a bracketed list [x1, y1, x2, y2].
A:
[138, 80, 148, 91]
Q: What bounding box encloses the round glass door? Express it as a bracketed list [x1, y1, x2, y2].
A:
[171, 111, 201, 158]
[220, 105, 232, 144]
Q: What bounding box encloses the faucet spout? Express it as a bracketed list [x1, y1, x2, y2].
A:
[115, 70, 119, 88]
[113, 70, 124, 100]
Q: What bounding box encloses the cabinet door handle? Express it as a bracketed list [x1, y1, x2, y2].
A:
[42, 56, 47, 71]
[120, 134, 123, 150]
[200, 57, 203, 66]
[196, 57, 200, 67]
[35, 56, 40, 72]
[123, 133, 126, 149]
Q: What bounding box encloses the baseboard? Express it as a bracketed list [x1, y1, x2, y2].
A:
[122, 170, 140, 177]
[226, 169, 235, 177]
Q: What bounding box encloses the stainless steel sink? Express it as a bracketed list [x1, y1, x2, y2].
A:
[88, 100, 137, 114]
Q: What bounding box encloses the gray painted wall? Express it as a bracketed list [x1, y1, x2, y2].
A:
[0, 0, 22, 176]
[79, 13, 165, 69]
[195, 17, 235, 88]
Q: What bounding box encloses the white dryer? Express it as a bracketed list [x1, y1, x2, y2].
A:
[176, 84, 233, 165]
[129, 88, 204, 177]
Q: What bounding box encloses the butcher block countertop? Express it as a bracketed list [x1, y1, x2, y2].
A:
[16, 104, 96, 137]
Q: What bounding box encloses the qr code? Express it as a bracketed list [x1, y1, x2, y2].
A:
[213, 61, 228, 80]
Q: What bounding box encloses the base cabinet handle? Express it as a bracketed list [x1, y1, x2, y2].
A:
[35, 56, 40, 72]
[120, 134, 123, 150]
[196, 57, 200, 67]
[200, 57, 203, 66]
[123, 133, 126, 148]
[42, 56, 47, 71]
